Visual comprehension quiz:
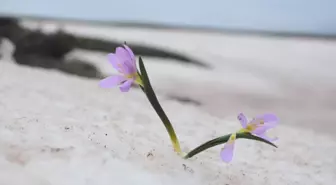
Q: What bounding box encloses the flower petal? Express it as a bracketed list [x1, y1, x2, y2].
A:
[220, 134, 236, 163]
[108, 53, 123, 73]
[262, 113, 278, 121]
[99, 75, 126, 88]
[251, 114, 278, 137]
[123, 44, 136, 63]
[123, 59, 137, 75]
[115, 47, 137, 75]
[220, 142, 235, 163]
[237, 113, 248, 128]
[262, 113, 278, 128]
[119, 79, 134, 92]
[252, 124, 272, 135]
[116, 46, 132, 62]
[251, 113, 278, 129]
[255, 113, 278, 123]
[257, 133, 278, 142]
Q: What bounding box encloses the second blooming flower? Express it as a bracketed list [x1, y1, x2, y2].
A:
[220, 113, 278, 162]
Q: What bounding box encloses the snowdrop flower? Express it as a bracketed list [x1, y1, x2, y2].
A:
[99, 44, 143, 92]
[220, 113, 278, 163]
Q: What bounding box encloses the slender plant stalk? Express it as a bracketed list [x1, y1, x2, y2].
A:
[138, 57, 182, 154]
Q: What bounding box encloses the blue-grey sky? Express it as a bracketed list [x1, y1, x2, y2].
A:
[2, 0, 336, 35]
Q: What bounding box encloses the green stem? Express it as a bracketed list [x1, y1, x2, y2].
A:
[140, 87, 182, 153]
[184, 132, 277, 159]
[138, 58, 182, 154]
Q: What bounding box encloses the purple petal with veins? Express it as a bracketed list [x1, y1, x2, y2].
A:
[237, 113, 248, 128]
[124, 44, 136, 64]
[116, 47, 132, 62]
[122, 59, 137, 75]
[255, 113, 278, 123]
[108, 53, 130, 74]
[108, 54, 123, 73]
[251, 113, 278, 128]
[119, 79, 134, 92]
[220, 142, 235, 163]
[252, 124, 275, 135]
[99, 75, 126, 88]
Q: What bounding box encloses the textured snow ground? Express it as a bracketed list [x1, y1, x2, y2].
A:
[1, 20, 336, 185]
[0, 61, 335, 185]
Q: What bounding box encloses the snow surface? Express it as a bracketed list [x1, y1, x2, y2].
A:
[0, 61, 335, 185]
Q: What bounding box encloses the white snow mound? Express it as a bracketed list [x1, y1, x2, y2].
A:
[0, 62, 335, 185]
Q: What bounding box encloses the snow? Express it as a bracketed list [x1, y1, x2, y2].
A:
[0, 61, 335, 185]
[1, 19, 336, 185]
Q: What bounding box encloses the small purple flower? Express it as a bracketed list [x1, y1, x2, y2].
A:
[99, 44, 143, 92]
[220, 113, 278, 163]
[238, 113, 278, 142]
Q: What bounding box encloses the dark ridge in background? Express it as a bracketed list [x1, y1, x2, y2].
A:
[0, 16, 209, 79]
[75, 37, 209, 68]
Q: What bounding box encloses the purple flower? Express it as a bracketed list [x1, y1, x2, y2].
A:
[220, 113, 278, 163]
[99, 45, 143, 92]
[238, 113, 278, 142]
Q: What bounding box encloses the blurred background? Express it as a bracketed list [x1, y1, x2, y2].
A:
[1, 0, 336, 35]
[1, 0, 336, 136]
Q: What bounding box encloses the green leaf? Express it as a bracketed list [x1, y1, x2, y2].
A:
[184, 132, 277, 159]
[138, 57, 151, 93]
[138, 57, 182, 153]
[238, 133, 277, 148]
[138, 57, 166, 117]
